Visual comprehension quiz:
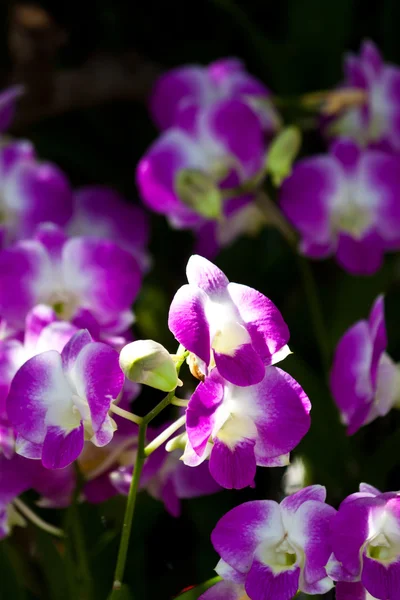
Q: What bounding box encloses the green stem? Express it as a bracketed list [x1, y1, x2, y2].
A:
[110, 349, 189, 597]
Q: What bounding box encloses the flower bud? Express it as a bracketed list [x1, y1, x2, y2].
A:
[175, 168, 223, 219]
[119, 340, 181, 392]
[266, 126, 302, 186]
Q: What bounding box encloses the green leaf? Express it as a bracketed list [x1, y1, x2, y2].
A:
[174, 577, 222, 599]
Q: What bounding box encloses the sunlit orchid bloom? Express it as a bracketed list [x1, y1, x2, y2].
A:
[210, 486, 335, 600]
[168, 255, 290, 386]
[327, 483, 400, 600]
[280, 138, 400, 275]
[0, 224, 141, 332]
[68, 186, 150, 272]
[183, 367, 310, 489]
[0, 85, 24, 133]
[7, 329, 124, 469]
[0, 454, 37, 539]
[137, 99, 265, 231]
[0, 140, 73, 248]
[150, 58, 280, 134]
[0, 305, 77, 457]
[330, 295, 400, 435]
[84, 421, 221, 516]
[326, 40, 400, 151]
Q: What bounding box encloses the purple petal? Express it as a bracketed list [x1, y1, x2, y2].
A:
[281, 485, 327, 514]
[336, 230, 384, 276]
[72, 342, 123, 446]
[172, 455, 222, 498]
[335, 582, 369, 600]
[199, 581, 246, 600]
[215, 558, 247, 584]
[62, 238, 141, 322]
[161, 476, 181, 517]
[4, 160, 73, 238]
[186, 375, 225, 455]
[84, 472, 118, 504]
[330, 320, 374, 434]
[24, 304, 57, 350]
[42, 424, 84, 469]
[61, 329, 92, 371]
[214, 343, 265, 387]
[245, 558, 300, 600]
[227, 283, 289, 364]
[330, 138, 361, 174]
[33, 463, 75, 507]
[211, 500, 283, 574]
[280, 156, 341, 246]
[33, 223, 68, 259]
[0, 85, 24, 132]
[7, 350, 70, 445]
[209, 438, 256, 489]
[186, 255, 229, 294]
[168, 283, 210, 364]
[0, 240, 49, 329]
[0, 140, 35, 180]
[368, 295, 387, 386]
[361, 554, 398, 599]
[0, 453, 38, 505]
[361, 40, 383, 78]
[344, 54, 369, 89]
[253, 367, 311, 463]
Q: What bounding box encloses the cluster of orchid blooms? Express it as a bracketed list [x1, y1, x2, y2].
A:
[1, 38, 400, 600]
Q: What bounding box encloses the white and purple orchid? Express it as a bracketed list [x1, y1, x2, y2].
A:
[183, 367, 310, 489]
[0, 224, 141, 333]
[149, 57, 280, 134]
[330, 295, 400, 435]
[206, 485, 335, 600]
[280, 138, 400, 274]
[328, 483, 400, 600]
[326, 40, 400, 151]
[7, 329, 124, 469]
[168, 255, 290, 387]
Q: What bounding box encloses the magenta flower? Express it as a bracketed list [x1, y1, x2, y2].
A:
[0, 224, 141, 332]
[280, 138, 400, 274]
[200, 581, 247, 600]
[327, 40, 400, 151]
[0, 140, 73, 247]
[328, 483, 400, 600]
[0, 454, 38, 538]
[7, 329, 124, 469]
[330, 295, 399, 435]
[0, 85, 24, 133]
[150, 58, 280, 134]
[209, 486, 335, 600]
[169, 255, 290, 387]
[183, 367, 310, 489]
[137, 99, 265, 231]
[69, 186, 151, 272]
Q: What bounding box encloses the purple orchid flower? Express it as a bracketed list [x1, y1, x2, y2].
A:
[200, 580, 248, 600]
[107, 423, 221, 517]
[280, 138, 400, 275]
[0, 453, 38, 538]
[328, 483, 400, 600]
[0, 305, 77, 457]
[326, 40, 400, 152]
[0, 85, 24, 133]
[150, 58, 280, 134]
[6, 329, 124, 469]
[0, 140, 73, 248]
[330, 295, 399, 435]
[68, 186, 151, 272]
[183, 366, 310, 489]
[168, 255, 290, 387]
[137, 98, 265, 232]
[208, 486, 335, 600]
[0, 223, 141, 332]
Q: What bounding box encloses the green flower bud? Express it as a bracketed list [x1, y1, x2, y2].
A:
[266, 126, 302, 187]
[175, 168, 223, 219]
[119, 340, 181, 392]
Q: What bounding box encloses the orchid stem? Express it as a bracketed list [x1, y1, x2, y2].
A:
[110, 348, 188, 597]
[109, 404, 143, 425]
[12, 498, 64, 538]
[144, 415, 186, 456]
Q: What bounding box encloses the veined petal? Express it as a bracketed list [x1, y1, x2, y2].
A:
[168, 283, 211, 364]
[186, 255, 229, 295]
[209, 437, 256, 489]
[214, 343, 265, 387]
[245, 558, 300, 600]
[211, 500, 283, 574]
[61, 329, 92, 371]
[42, 424, 84, 469]
[7, 350, 76, 445]
[227, 283, 289, 365]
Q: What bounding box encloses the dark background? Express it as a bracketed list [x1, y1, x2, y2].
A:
[1, 1, 400, 598]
